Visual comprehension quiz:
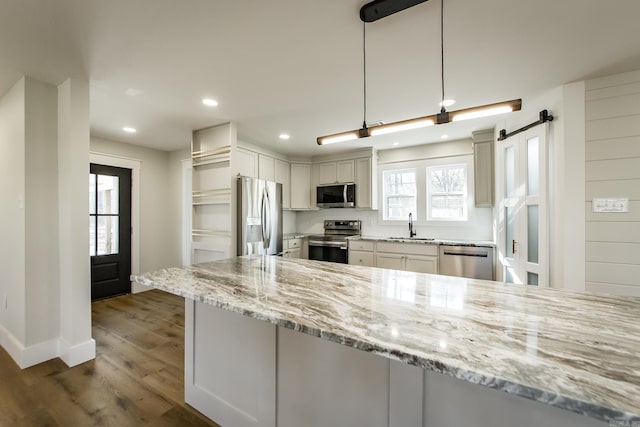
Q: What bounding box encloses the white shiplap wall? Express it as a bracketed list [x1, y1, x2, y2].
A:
[585, 70, 640, 296]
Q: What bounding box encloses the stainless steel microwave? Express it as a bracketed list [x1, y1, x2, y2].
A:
[316, 183, 356, 208]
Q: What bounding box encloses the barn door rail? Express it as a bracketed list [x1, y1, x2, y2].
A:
[498, 110, 554, 141]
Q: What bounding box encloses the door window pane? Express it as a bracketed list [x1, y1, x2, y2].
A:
[527, 205, 539, 264]
[97, 216, 119, 255]
[90, 174, 96, 214]
[527, 272, 539, 286]
[90, 217, 96, 256]
[98, 175, 119, 214]
[527, 137, 539, 196]
[505, 146, 515, 198]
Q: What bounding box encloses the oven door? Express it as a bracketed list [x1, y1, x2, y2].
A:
[308, 240, 348, 264]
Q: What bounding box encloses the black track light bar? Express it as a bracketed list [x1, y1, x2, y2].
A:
[360, 0, 430, 22]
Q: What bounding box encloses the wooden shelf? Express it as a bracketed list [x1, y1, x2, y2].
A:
[192, 188, 231, 205]
[192, 229, 232, 238]
[192, 146, 231, 166]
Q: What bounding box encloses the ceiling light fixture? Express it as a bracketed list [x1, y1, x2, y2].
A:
[123, 127, 137, 133]
[279, 134, 290, 140]
[202, 98, 218, 107]
[317, 0, 521, 146]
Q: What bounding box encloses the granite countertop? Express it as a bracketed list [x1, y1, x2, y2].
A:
[131, 256, 640, 423]
[352, 235, 496, 247]
[283, 233, 308, 240]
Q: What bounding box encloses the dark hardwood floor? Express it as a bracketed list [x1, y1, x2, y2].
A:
[0, 290, 220, 426]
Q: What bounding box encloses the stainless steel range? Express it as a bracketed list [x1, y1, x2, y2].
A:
[308, 220, 361, 264]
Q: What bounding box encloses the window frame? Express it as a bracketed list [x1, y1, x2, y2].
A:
[382, 168, 417, 221]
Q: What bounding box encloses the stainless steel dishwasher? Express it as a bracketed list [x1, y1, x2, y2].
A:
[438, 245, 494, 280]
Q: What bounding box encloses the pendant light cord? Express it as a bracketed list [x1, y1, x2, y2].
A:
[362, 21, 368, 129]
[440, 0, 445, 113]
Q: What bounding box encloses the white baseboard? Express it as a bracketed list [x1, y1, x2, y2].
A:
[132, 282, 152, 294]
[0, 323, 24, 367]
[59, 337, 96, 367]
[0, 323, 96, 369]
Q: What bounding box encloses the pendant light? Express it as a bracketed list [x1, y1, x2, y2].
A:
[317, 0, 521, 146]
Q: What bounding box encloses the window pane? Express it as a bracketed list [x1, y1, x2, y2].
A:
[527, 205, 539, 264]
[89, 216, 96, 256]
[98, 175, 119, 215]
[97, 216, 119, 255]
[527, 137, 539, 196]
[431, 195, 465, 218]
[505, 145, 515, 198]
[427, 164, 467, 220]
[383, 169, 416, 220]
[527, 272, 539, 286]
[89, 174, 96, 214]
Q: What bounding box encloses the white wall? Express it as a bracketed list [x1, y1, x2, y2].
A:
[24, 77, 60, 346]
[584, 69, 640, 296]
[57, 78, 94, 367]
[90, 137, 184, 273]
[0, 76, 93, 369]
[0, 78, 27, 349]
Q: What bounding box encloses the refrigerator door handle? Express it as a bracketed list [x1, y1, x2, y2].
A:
[262, 187, 271, 250]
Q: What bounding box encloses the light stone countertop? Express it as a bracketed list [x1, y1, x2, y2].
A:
[131, 256, 640, 423]
[351, 235, 496, 247]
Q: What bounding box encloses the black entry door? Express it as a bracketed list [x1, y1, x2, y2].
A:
[90, 163, 132, 301]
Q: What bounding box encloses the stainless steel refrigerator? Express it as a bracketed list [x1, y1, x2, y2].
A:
[237, 176, 283, 256]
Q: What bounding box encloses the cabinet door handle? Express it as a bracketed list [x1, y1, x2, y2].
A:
[512, 240, 517, 254]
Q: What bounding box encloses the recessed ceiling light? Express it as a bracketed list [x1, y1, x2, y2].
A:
[440, 99, 456, 107]
[441, 134, 449, 139]
[392, 142, 399, 146]
[279, 134, 290, 140]
[202, 98, 218, 107]
[123, 127, 137, 133]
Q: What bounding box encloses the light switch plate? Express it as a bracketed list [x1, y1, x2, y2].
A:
[592, 198, 629, 213]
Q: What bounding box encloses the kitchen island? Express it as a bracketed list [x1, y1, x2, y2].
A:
[132, 256, 640, 427]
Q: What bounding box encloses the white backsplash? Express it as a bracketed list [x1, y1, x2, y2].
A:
[293, 208, 494, 242]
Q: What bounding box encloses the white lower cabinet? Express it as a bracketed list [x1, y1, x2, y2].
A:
[348, 240, 375, 267]
[405, 255, 438, 274]
[283, 238, 302, 259]
[366, 241, 439, 274]
[187, 301, 600, 427]
[376, 253, 405, 270]
[349, 250, 375, 267]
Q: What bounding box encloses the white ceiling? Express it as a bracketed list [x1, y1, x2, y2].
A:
[2, 0, 640, 156]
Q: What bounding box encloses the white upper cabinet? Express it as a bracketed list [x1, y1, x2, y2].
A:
[355, 157, 376, 209]
[275, 158, 291, 209]
[258, 154, 276, 182]
[235, 148, 258, 178]
[290, 163, 312, 210]
[336, 160, 355, 183]
[318, 160, 354, 184]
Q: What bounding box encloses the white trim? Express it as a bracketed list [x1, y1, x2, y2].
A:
[0, 323, 95, 368]
[182, 158, 193, 266]
[58, 337, 97, 367]
[89, 152, 142, 292]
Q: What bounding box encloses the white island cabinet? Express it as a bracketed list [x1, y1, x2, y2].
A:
[131, 257, 637, 427]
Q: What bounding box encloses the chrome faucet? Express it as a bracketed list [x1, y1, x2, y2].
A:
[408, 212, 416, 237]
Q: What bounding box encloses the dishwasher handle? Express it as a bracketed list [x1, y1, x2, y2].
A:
[442, 250, 488, 257]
